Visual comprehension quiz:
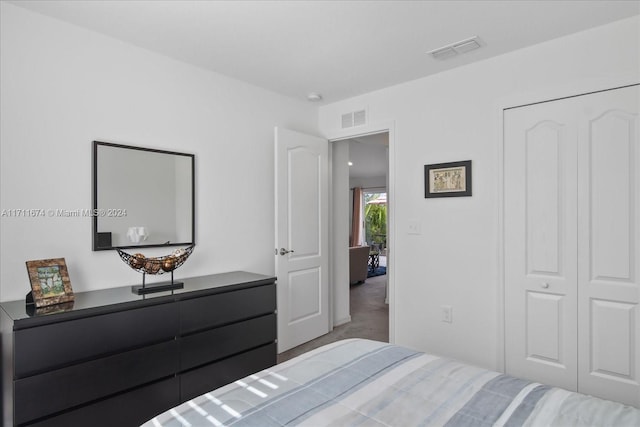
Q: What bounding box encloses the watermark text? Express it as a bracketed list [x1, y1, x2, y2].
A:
[1, 208, 127, 218]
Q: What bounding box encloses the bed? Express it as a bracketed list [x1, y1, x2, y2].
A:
[143, 339, 640, 426]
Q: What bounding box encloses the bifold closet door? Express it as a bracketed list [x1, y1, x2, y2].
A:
[504, 97, 579, 392]
[505, 84, 639, 407]
[576, 86, 639, 407]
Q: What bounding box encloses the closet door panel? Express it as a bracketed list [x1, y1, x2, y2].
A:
[590, 299, 633, 377]
[590, 110, 633, 280]
[525, 292, 563, 364]
[526, 122, 563, 275]
[578, 86, 639, 407]
[504, 100, 578, 391]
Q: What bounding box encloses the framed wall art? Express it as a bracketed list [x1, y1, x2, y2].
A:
[424, 160, 472, 198]
[25, 258, 74, 307]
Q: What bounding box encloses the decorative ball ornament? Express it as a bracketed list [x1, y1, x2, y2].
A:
[129, 253, 146, 269]
[144, 259, 161, 274]
[162, 257, 177, 272]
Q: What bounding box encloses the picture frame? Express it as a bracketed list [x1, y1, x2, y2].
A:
[424, 160, 472, 198]
[25, 258, 74, 308]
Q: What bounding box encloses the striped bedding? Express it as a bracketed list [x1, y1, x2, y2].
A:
[143, 339, 640, 426]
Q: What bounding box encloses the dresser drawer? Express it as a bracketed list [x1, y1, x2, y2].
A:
[180, 342, 277, 402]
[25, 377, 179, 427]
[14, 302, 178, 378]
[15, 340, 179, 425]
[181, 313, 276, 371]
[180, 283, 275, 334]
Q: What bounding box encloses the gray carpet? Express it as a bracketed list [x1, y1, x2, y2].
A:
[277, 273, 389, 363]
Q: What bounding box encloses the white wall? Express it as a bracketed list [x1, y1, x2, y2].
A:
[0, 3, 318, 302]
[320, 16, 640, 370]
[331, 141, 350, 326]
[349, 176, 387, 190]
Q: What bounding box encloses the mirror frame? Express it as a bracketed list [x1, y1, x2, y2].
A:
[92, 141, 195, 251]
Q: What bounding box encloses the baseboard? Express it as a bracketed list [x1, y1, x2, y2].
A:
[334, 316, 351, 327]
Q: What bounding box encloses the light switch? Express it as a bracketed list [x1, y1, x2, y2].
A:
[442, 305, 453, 323]
[407, 220, 421, 235]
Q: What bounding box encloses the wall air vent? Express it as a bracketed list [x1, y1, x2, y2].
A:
[341, 109, 367, 129]
[353, 110, 366, 127]
[342, 112, 353, 129]
[428, 36, 482, 60]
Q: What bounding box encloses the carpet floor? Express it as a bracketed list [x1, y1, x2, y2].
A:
[277, 273, 389, 363]
[367, 265, 387, 278]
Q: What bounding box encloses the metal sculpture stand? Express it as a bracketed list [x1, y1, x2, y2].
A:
[131, 271, 184, 295]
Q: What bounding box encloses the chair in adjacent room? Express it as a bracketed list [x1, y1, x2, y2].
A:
[349, 245, 370, 284]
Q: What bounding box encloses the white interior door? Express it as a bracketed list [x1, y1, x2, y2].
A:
[504, 99, 579, 391]
[577, 86, 639, 407]
[275, 127, 329, 353]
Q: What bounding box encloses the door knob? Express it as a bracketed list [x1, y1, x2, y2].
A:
[279, 248, 295, 256]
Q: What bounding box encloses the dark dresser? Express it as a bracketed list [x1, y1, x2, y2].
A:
[0, 271, 277, 427]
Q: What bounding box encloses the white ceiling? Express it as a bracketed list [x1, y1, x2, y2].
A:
[9, 0, 640, 103]
[348, 133, 389, 180]
[12, 0, 636, 181]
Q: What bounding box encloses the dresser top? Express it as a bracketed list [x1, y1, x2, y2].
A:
[0, 271, 276, 328]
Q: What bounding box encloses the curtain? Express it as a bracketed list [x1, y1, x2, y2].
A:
[350, 187, 363, 247]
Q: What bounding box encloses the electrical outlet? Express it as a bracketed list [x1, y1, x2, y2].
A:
[442, 305, 453, 323]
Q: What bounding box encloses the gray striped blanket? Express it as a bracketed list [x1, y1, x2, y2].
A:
[143, 339, 640, 426]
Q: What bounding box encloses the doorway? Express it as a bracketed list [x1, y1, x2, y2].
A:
[274, 123, 395, 360]
[329, 131, 391, 338]
[278, 131, 390, 362]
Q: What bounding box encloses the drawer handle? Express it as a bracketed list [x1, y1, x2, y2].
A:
[541, 282, 549, 289]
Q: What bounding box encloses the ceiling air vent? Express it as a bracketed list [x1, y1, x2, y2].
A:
[341, 109, 367, 129]
[428, 36, 482, 60]
[430, 46, 457, 60]
[454, 38, 481, 54]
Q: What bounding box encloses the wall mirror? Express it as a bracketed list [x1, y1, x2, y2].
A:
[92, 141, 195, 251]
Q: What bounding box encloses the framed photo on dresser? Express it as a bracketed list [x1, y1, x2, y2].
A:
[25, 258, 74, 307]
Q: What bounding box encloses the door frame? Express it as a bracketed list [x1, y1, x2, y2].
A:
[497, 74, 639, 373]
[325, 121, 396, 343]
